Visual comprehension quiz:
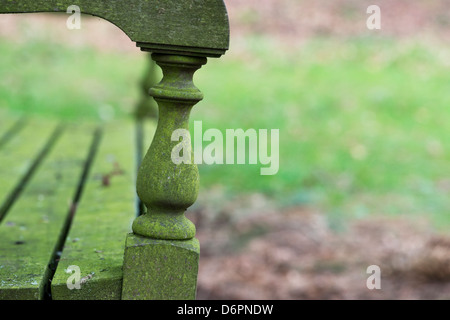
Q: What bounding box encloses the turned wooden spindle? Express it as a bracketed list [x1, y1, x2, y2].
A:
[132, 53, 207, 240]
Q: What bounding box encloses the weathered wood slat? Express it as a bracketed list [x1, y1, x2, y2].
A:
[0, 119, 61, 222]
[0, 123, 97, 299]
[51, 119, 156, 300]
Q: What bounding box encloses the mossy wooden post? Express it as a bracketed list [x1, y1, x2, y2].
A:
[132, 54, 205, 239]
[122, 54, 206, 299]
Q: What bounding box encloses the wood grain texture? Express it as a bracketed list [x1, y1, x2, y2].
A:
[0, 122, 96, 299]
[0, 118, 61, 222]
[0, 0, 230, 57]
[51, 120, 156, 300]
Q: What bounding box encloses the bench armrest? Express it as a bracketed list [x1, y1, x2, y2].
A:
[0, 0, 230, 57]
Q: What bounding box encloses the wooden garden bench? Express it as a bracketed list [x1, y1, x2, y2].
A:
[0, 0, 229, 300]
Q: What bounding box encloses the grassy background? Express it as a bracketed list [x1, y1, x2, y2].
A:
[196, 36, 450, 231]
[1, 24, 450, 231]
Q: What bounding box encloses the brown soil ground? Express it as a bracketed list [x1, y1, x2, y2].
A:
[192, 192, 450, 299]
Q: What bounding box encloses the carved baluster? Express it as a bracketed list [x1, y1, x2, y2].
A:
[122, 53, 207, 300]
[133, 53, 205, 239]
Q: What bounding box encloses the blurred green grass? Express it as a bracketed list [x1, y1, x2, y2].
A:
[1, 34, 450, 230]
[0, 37, 144, 120]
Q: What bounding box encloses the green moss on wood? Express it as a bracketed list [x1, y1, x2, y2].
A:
[0, 0, 230, 57]
[133, 54, 206, 240]
[51, 120, 156, 300]
[122, 233, 200, 300]
[0, 120, 97, 300]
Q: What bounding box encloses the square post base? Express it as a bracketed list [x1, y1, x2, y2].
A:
[121, 233, 200, 300]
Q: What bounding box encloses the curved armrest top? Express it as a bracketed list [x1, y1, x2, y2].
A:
[0, 0, 230, 57]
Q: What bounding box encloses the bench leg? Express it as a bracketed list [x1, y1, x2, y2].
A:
[122, 54, 207, 300]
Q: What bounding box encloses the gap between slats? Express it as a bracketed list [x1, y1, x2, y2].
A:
[43, 127, 103, 300]
[0, 124, 64, 224]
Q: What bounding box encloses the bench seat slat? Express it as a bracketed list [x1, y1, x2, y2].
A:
[0, 118, 61, 222]
[51, 120, 156, 300]
[0, 123, 97, 299]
